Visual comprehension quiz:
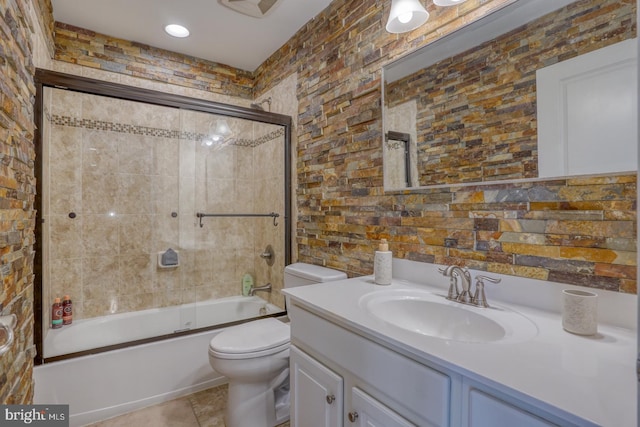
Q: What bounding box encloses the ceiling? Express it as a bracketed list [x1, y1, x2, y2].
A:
[51, 0, 334, 72]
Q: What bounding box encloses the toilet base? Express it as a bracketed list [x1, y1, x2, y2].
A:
[224, 369, 290, 427]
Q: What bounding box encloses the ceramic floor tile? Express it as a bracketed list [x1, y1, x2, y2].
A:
[86, 384, 291, 427]
[88, 397, 199, 427]
[189, 384, 228, 422]
[197, 411, 226, 427]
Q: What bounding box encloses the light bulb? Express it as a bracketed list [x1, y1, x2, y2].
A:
[386, 0, 429, 33]
[398, 11, 413, 24]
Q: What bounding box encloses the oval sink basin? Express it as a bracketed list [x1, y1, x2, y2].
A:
[359, 289, 537, 343]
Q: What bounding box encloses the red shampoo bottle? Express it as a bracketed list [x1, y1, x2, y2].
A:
[62, 295, 73, 325]
[52, 298, 63, 329]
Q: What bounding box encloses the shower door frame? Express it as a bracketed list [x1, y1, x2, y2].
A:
[33, 69, 293, 364]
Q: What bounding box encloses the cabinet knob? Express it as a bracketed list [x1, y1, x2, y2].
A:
[326, 394, 335, 404]
[348, 411, 359, 422]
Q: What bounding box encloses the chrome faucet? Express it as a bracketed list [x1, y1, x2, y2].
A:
[472, 275, 502, 308]
[450, 266, 472, 304]
[438, 265, 459, 300]
[438, 266, 500, 308]
[249, 282, 272, 296]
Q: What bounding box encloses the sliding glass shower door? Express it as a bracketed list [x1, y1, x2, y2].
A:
[35, 70, 291, 362]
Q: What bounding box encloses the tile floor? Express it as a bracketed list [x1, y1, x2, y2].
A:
[87, 384, 290, 427]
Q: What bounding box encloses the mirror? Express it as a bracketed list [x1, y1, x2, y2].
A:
[383, 0, 637, 190]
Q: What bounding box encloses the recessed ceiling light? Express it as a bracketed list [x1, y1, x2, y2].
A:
[164, 24, 190, 38]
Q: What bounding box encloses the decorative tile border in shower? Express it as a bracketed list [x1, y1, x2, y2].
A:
[234, 129, 287, 147]
[48, 114, 285, 148]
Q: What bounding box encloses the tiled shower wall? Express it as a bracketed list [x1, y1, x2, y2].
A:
[42, 88, 285, 324]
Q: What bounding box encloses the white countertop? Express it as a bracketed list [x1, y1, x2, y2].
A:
[284, 260, 637, 427]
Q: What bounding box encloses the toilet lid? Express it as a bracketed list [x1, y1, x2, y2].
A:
[209, 318, 290, 359]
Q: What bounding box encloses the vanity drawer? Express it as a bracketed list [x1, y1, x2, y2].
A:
[289, 303, 451, 427]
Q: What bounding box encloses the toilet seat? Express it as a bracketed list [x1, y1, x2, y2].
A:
[209, 318, 290, 360]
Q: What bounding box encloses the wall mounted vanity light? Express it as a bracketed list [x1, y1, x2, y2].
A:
[386, 0, 429, 33]
[385, 0, 468, 34]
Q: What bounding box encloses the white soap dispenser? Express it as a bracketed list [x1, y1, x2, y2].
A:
[374, 239, 392, 285]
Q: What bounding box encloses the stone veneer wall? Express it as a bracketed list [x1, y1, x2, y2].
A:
[386, 0, 635, 186]
[0, 0, 43, 404]
[51, 0, 637, 296]
[54, 22, 254, 99]
[33, 0, 54, 56]
[259, 0, 637, 292]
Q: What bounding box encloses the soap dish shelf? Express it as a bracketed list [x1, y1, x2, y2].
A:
[158, 251, 179, 269]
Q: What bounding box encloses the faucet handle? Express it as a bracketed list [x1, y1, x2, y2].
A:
[472, 275, 501, 308]
[438, 265, 454, 276]
[475, 275, 501, 284]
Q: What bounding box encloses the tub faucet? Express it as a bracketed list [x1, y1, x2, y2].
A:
[249, 283, 272, 296]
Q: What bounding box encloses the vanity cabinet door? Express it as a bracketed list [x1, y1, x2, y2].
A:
[465, 388, 558, 427]
[290, 345, 343, 427]
[348, 387, 416, 427]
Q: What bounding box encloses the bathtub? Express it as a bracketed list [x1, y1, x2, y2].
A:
[43, 295, 282, 358]
[34, 295, 285, 426]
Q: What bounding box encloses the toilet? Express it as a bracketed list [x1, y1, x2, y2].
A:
[208, 263, 347, 427]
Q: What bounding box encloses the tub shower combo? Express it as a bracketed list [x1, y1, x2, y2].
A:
[34, 70, 292, 362]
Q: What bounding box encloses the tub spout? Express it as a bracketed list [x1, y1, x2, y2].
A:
[249, 283, 272, 296]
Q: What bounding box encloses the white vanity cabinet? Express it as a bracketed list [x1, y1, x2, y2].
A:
[288, 301, 583, 427]
[290, 345, 343, 426]
[290, 345, 416, 427]
[461, 379, 562, 427]
[350, 387, 416, 427]
[289, 303, 454, 427]
[284, 268, 636, 427]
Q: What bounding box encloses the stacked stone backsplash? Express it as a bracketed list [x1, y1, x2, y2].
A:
[51, 0, 637, 296]
[386, 175, 635, 292]
[0, 0, 43, 404]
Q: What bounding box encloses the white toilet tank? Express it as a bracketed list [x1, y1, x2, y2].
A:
[284, 263, 347, 288]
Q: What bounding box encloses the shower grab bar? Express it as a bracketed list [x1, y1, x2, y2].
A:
[196, 212, 280, 228]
